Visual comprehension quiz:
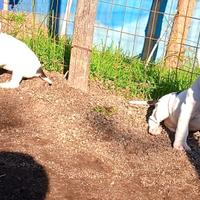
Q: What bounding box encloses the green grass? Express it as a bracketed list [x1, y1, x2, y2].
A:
[5, 12, 199, 100]
[22, 33, 199, 100]
[92, 106, 118, 117]
[91, 47, 200, 100]
[22, 31, 71, 73]
[6, 12, 26, 25]
[19, 32, 200, 100]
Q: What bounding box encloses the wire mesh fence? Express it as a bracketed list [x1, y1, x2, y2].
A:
[94, 0, 200, 68]
[0, 0, 200, 93]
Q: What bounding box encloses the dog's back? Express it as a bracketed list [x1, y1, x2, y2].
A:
[0, 33, 41, 77]
[0, 31, 52, 88]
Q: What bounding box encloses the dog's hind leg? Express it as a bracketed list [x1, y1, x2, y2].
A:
[0, 71, 23, 88]
[173, 102, 192, 151]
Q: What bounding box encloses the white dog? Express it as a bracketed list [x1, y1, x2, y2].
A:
[0, 24, 52, 88]
[148, 77, 200, 151]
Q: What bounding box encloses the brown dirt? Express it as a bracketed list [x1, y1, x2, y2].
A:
[0, 71, 199, 200]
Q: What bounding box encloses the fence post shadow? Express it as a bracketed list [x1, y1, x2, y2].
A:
[63, 40, 72, 76]
[0, 151, 49, 199]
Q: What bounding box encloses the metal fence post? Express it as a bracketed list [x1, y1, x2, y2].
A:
[3, 0, 9, 11]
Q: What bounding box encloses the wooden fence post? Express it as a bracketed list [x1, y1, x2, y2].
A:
[67, 0, 98, 92]
[165, 0, 196, 68]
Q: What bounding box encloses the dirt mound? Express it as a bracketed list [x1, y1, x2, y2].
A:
[0, 72, 199, 200]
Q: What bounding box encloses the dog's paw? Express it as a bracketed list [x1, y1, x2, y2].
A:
[148, 126, 162, 135]
[0, 82, 19, 89]
[173, 142, 191, 151]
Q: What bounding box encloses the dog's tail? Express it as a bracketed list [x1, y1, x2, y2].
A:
[36, 67, 52, 85]
[128, 100, 157, 106]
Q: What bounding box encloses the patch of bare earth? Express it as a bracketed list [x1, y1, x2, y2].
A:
[0, 72, 199, 200]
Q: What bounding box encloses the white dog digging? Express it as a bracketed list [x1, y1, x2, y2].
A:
[148, 77, 200, 151]
[0, 29, 52, 88]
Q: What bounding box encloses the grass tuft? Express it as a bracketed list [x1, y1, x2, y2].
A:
[91, 47, 199, 100]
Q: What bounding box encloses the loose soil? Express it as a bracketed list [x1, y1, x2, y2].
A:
[0, 71, 199, 200]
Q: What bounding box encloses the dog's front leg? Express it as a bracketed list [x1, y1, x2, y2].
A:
[148, 93, 172, 135]
[173, 90, 194, 151]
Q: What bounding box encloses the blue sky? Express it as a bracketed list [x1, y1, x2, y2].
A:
[0, 0, 200, 59]
[94, 0, 178, 58]
[94, 0, 200, 59]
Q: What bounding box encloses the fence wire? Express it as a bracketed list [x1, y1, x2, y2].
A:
[0, 0, 200, 80]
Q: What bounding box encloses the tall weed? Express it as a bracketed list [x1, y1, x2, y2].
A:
[22, 31, 71, 72]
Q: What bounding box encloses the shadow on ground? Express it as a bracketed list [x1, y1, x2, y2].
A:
[0, 151, 49, 200]
[186, 134, 200, 178]
[0, 95, 27, 132]
[87, 107, 166, 156]
[146, 104, 200, 179]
